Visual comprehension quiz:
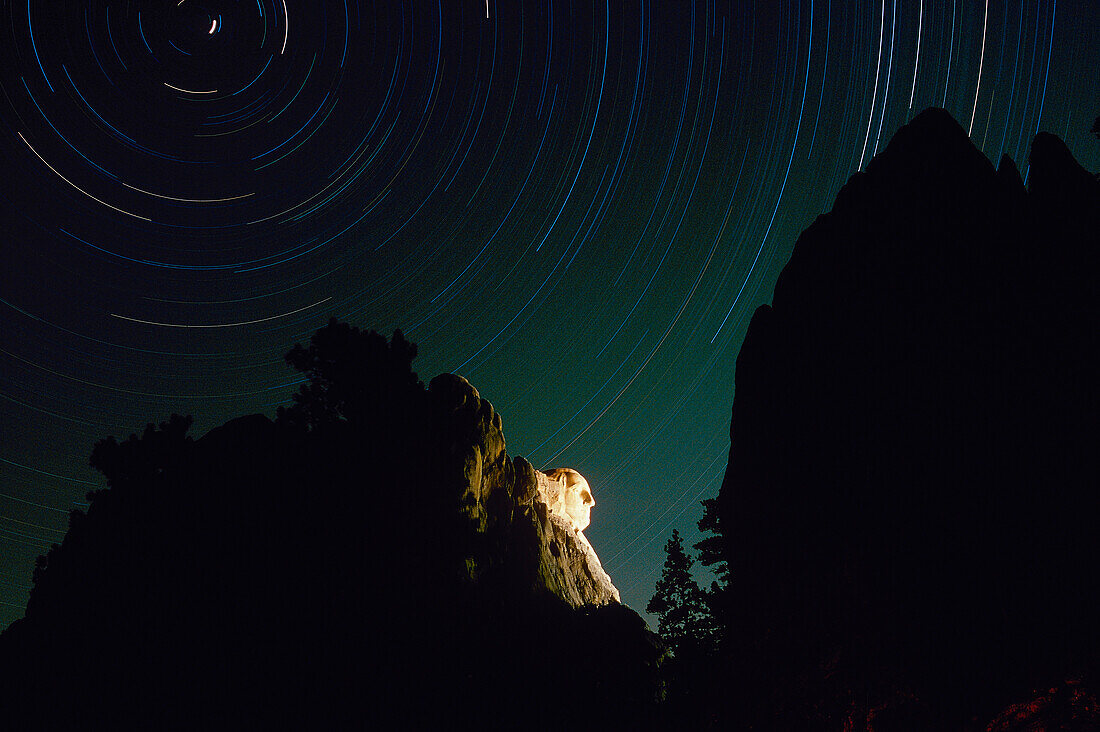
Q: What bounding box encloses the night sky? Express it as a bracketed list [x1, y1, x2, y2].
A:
[0, 0, 1097, 629]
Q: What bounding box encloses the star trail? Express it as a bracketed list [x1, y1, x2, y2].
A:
[0, 0, 1097, 626]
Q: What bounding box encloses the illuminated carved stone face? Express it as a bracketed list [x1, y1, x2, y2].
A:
[543, 468, 595, 531]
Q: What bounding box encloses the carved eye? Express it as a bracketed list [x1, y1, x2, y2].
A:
[581, 491, 593, 504]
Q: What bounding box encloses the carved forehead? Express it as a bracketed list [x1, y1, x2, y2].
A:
[545, 467, 586, 487]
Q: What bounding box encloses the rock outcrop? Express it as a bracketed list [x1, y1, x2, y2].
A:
[712, 108, 1099, 729]
[529, 467, 620, 606]
[427, 373, 620, 607]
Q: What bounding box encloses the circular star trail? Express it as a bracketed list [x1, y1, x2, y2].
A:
[1, 0, 1097, 626]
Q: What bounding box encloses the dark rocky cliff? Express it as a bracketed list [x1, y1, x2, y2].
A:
[714, 108, 1099, 729]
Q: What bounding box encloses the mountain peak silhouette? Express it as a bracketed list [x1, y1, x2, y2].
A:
[867, 106, 991, 183]
[875, 106, 978, 164]
[1029, 130, 1098, 210]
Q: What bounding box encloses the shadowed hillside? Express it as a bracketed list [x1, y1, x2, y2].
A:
[711, 108, 1099, 729]
[0, 322, 663, 729]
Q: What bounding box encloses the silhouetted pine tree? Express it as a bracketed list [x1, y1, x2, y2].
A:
[693, 498, 727, 582]
[694, 497, 729, 648]
[647, 529, 716, 657]
[278, 318, 422, 431]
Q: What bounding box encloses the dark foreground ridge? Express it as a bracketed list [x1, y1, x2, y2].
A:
[0, 324, 663, 729]
[711, 108, 1099, 728]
